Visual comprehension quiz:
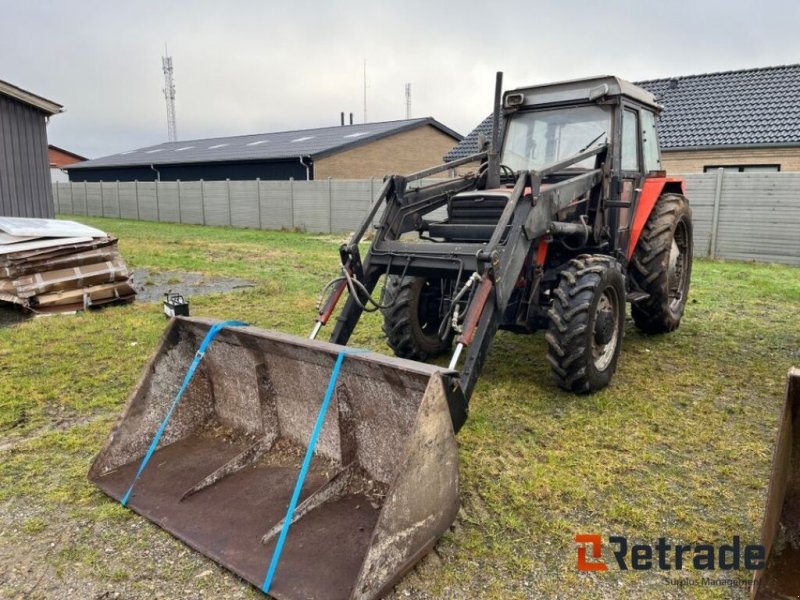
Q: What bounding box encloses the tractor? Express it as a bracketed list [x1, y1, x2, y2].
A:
[318, 72, 693, 429]
[90, 73, 693, 599]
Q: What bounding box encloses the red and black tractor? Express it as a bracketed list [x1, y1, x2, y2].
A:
[89, 73, 694, 599]
[318, 72, 693, 430]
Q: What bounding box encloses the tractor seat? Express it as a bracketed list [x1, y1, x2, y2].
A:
[426, 191, 512, 242]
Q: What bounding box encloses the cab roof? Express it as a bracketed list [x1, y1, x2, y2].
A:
[505, 75, 662, 112]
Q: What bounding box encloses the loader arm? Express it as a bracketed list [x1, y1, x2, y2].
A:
[327, 144, 609, 431]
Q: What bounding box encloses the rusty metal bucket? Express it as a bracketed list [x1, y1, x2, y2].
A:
[89, 317, 459, 600]
[752, 368, 800, 599]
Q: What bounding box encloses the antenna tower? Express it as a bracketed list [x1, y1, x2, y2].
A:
[162, 45, 178, 142]
[363, 59, 368, 123]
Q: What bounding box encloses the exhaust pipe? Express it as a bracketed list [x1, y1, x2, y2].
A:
[486, 71, 503, 189]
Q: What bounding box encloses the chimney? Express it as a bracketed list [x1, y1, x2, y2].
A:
[349, 112, 353, 125]
[341, 112, 345, 126]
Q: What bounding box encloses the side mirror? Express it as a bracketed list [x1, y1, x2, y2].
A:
[478, 133, 489, 151]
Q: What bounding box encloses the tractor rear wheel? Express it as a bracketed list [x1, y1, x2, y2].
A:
[382, 276, 452, 361]
[630, 193, 693, 333]
[546, 255, 626, 393]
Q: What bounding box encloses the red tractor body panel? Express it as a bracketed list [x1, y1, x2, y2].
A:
[627, 176, 686, 259]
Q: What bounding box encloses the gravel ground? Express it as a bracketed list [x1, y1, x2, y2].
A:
[131, 269, 254, 304]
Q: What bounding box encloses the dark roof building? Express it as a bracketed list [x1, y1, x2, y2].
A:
[445, 65, 800, 173]
[67, 118, 462, 182]
[0, 79, 63, 218]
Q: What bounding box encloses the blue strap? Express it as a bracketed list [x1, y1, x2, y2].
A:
[121, 320, 248, 507]
[261, 347, 367, 594]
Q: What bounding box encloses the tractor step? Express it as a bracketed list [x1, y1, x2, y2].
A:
[627, 291, 650, 303]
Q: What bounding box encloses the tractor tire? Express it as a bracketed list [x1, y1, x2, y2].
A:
[545, 255, 626, 393]
[629, 193, 693, 334]
[381, 276, 452, 361]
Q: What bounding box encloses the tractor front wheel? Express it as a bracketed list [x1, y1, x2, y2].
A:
[546, 255, 626, 393]
[382, 276, 452, 361]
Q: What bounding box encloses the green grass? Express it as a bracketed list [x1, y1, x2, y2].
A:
[1, 215, 799, 599]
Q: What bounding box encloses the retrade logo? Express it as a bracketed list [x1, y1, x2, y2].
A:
[575, 535, 766, 572]
[575, 534, 608, 571]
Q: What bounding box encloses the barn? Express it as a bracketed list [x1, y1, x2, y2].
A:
[0, 79, 63, 218]
[66, 118, 462, 182]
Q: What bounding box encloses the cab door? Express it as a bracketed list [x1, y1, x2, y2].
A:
[613, 105, 643, 255]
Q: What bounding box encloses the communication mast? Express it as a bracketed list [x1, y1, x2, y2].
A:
[405, 83, 412, 119]
[162, 45, 178, 142]
[363, 59, 368, 124]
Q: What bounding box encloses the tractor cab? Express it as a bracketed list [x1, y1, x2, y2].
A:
[437, 76, 671, 252]
[497, 75, 664, 178]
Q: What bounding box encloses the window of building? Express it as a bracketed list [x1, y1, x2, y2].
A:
[703, 164, 781, 173]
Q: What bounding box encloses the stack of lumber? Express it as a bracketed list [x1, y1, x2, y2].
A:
[0, 217, 135, 314]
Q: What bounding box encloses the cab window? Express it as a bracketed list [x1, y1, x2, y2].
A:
[621, 109, 639, 171]
[640, 109, 661, 172]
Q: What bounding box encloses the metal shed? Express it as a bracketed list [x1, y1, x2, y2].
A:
[0, 79, 63, 218]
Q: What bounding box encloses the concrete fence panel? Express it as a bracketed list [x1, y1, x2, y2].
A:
[71, 183, 87, 216]
[291, 180, 330, 233]
[229, 180, 259, 228]
[101, 182, 120, 218]
[136, 182, 158, 222]
[53, 174, 800, 265]
[681, 174, 717, 257]
[331, 180, 373, 233]
[202, 180, 229, 226]
[157, 181, 180, 223]
[118, 182, 138, 220]
[86, 183, 103, 217]
[55, 182, 72, 214]
[259, 180, 293, 230]
[178, 181, 203, 225]
[715, 172, 800, 264]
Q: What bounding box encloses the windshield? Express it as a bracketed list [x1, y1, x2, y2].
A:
[500, 105, 611, 171]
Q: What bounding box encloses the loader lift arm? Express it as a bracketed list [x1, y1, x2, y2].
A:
[322, 143, 609, 432]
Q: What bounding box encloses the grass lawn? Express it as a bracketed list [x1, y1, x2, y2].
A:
[1, 216, 799, 599]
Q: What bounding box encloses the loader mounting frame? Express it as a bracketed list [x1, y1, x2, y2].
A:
[322, 143, 609, 431]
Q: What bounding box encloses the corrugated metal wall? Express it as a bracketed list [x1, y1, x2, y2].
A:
[54, 173, 800, 265]
[0, 94, 54, 218]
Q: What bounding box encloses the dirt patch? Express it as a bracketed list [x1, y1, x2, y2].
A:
[131, 269, 254, 303]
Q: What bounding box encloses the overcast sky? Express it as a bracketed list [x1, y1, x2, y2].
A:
[2, 0, 799, 159]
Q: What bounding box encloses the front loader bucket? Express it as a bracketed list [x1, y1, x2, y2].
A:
[753, 368, 800, 599]
[89, 317, 459, 600]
